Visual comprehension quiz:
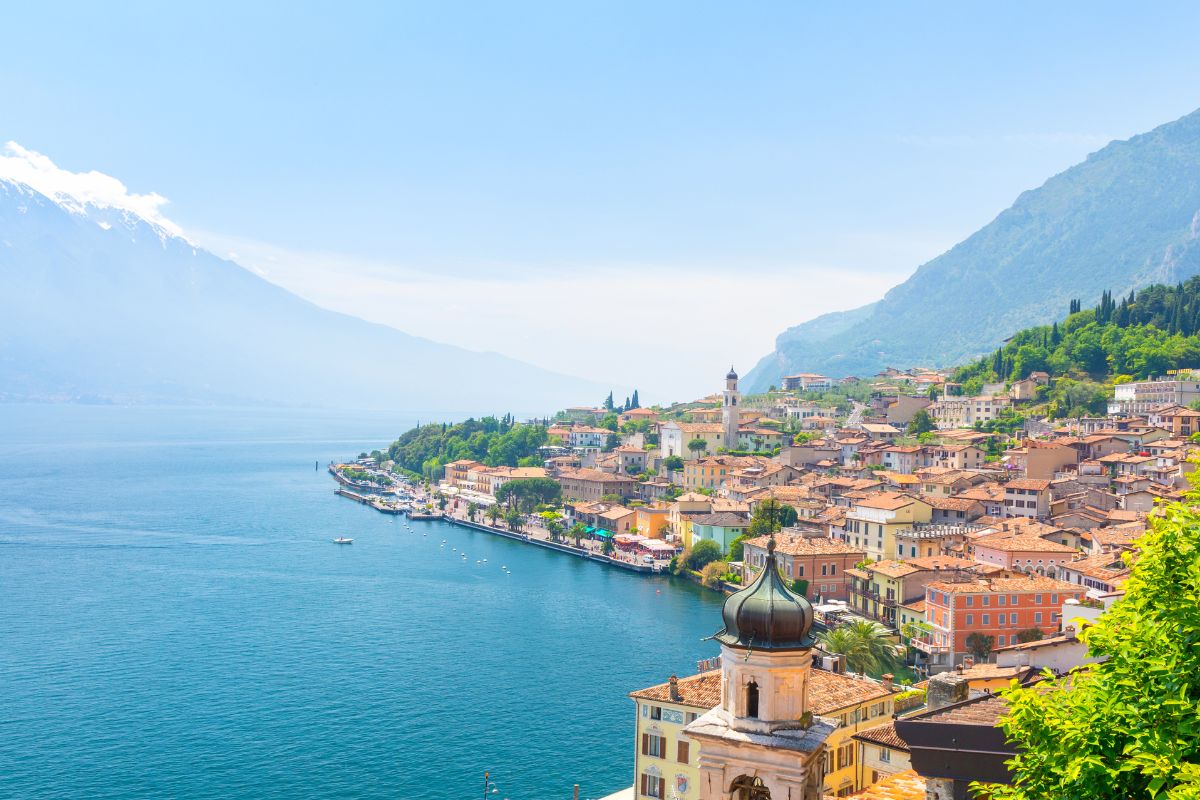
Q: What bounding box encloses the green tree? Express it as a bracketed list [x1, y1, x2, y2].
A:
[504, 507, 523, 532]
[485, 504, 502, 526]
[975, 482, 1200, 800]
[700, 561, 729, 588]
[662, 455, 684, 471]
[569, 522, 586, 547]
[778, 504, 798, 528]
[685, 539, 723, 571]
[494, 477, 562, 511]
[1014, 627, 1045, 644]
[965, 631, 995, 662]
[907, 408, 934, 435]
[687, 438, 709, 458]
[817, 621, 902, 675]
[630, 389, 640, 409]
[546, 519, 565, 542]
[791, 578, 809, 597]
[601, 533, 615, 555]
[466, 502, 478, 522]
[604, 392, 614, 411]
[748, 498, 783, 538]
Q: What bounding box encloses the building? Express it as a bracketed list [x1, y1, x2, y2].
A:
[927, 395, 1012, 429]
[845, 556, 978, 630]
[689, 512, 751, 554]
[629, 672, 721, 800]
[842, 494, 933, 562]
[722, 367, 742, 455]
[851, 722, 913, 787]
[1002, 478, 1052, 519]
[569, 425, 611, 449]
[1109, 377, 1200, 415]
[742, 533, 865, 601]
[684, 538, 836, 800]
[555, 467, 640, 501]
[913, 575, 1085, 671]
[970, 528, 1077, 576]
[782, 373, 833, 392]
[1004, 439, 1078, 480]
[661, 422, 728, 461]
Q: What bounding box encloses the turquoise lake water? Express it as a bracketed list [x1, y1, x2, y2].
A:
[0, 406, 724, 800]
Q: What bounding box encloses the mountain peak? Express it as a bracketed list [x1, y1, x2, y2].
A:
[744, 106, 1200, 391]
[0, 142, 187, 244]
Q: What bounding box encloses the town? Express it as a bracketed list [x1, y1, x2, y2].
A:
[327, 356, 1199, 800]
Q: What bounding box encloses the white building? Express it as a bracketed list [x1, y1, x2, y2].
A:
[1108, 377, 1200, 415]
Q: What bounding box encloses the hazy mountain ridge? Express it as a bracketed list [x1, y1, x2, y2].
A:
[0, 178, 606, 415]
[745, 107, 1200, 391]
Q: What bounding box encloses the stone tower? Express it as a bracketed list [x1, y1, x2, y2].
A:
[722, 366, 741, 452]
[684, 536, 834, 800]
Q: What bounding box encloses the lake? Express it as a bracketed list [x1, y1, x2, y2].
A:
[0, 405, 723, 800]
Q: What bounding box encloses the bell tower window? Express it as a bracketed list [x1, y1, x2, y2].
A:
[746, 680, 760, 718]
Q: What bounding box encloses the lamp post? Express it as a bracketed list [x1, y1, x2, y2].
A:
[481, 772, 502, 800]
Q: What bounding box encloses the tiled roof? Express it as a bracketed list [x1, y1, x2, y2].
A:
[926, 574, 1080, 595]
[919, 693, 1009, 726]
[842, 769, 926, 800]
[809, 670, 892, 714]
[972, 532, 1077, 554]
[691, 512, 750, 527]
[852, 721, 910, 752]
[745, 533, 865, 558]
[1005, 478, 1052, 491]
[855, 492, 919, 511]
[629, 670, 721, 709]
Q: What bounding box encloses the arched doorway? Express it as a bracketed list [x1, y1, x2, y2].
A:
[729, 775, 771, 800]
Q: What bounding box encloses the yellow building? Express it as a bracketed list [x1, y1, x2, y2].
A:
[809, 670, 896, 797]
[843, 493, 932, 562]
[629, 672, 720, 800]
[636, 505, 671, 539]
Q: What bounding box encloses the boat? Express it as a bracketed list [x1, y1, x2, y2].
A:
[332, 537, 354, 544]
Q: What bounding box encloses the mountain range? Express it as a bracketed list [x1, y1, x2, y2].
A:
[745, 107, 1200, 392]
[0, 178, 605, 414]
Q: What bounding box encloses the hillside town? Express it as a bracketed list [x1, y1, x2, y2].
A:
[343, 363, 1199, 800]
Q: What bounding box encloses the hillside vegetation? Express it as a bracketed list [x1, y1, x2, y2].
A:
[385, 415, 548, 480]
[953, 278, 1200, 417]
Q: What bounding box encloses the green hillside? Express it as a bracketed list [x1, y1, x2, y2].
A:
[953, 278, 1200, 417]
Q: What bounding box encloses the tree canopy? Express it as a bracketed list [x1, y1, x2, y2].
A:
[976, 479, 1200, 799]
[386, 415, 546, 480]
[494, 477, 561, 512]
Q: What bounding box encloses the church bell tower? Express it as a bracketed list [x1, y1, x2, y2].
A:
[722, 366, 741, 451]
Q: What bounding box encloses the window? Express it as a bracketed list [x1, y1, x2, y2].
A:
[821, 564, 828, 576]
[1051, 593, 1059, 604]
[684, 712, 698, 724]
[831, 564, 837, 575]
[965, 596, 974, 607]
[1010, 595, 1018, 605]
[1035, 594, 1043, 605]
[746, 681, 760, 718]
[640, 771, 665, 798]
[650, 706, 662, 720]
[798, 564, 804, 577]
[997, 635, 1006, 646]
[1010, 613, 1017, 625]
[641, 733, 666, 758]
[982, 614, 990, 625]
[1034, 612, 1043, 624]
[997, 614, 1005, 627]
[982, 596, 990, 606]
[965, 614, 974, 625]
[836, 742, 855, 770]
[879, 747, 892, 763]
[677, 740, 690, 764]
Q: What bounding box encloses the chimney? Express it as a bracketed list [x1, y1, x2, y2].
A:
[926, 670, 970, 712]
[881, 673, 894, 691]
[668, 675, 681, 702]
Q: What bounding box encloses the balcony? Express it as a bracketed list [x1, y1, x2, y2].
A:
[909, 636, 950, 655]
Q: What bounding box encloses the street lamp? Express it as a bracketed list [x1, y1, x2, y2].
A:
[481, 772, 502, 800]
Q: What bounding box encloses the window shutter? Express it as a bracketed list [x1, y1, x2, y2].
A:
[640, 774, 647, 795]
[658, 777, 665, 798]
[677, 740, 690, 763]
[641, 733, 648, 755]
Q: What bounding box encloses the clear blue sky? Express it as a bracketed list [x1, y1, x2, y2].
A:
[4, 2, 1200, 399]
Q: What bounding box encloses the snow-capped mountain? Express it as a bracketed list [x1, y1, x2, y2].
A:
[0, 173, 604, 413]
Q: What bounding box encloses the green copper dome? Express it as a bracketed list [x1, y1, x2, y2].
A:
[716, 536, 816, 651]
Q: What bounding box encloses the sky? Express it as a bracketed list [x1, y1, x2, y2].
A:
[4, 2, 1200, 402]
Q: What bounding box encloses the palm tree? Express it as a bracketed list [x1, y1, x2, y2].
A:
[818, 621, 902, 675]
[569, 522, 586, 547]
[466, 502, 478, 522]
[485, 504, 502, 526]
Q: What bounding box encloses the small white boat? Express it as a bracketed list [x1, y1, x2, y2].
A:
[332, 537, 353, 544]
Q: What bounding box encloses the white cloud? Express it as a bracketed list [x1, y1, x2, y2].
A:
[0, 142, 184, 237]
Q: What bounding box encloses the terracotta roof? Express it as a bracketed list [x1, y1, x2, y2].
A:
[926, 574, 1081, 595]
[861, 560, 924, 578]
[629, 670, 721, 709]
[855, 492, 919, 511]
[809, 669, 892, 714]
[972, 532, 1077, 554]
[852, 721, 910, 752]
[745, 532, 865, 558]
[843, 770, 926, 800]
[956, 663, 1036, 683]
[1005, 478, 1052, 491]
[923, 496, 982, 511]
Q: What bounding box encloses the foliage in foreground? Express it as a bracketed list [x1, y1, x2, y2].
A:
[974, 484, 1200, 799]
[817, 620, 903, 675]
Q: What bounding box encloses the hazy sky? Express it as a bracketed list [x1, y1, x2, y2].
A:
[5, 2, 1200, 401]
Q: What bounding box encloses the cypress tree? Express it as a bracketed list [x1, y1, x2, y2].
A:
[631, 389, 639, 409]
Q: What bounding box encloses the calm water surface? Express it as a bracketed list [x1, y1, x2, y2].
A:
[0, 406, 723, 800]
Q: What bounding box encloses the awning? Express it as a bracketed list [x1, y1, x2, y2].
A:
[584, 526, 596, 534]
[594, 529, 612, 538]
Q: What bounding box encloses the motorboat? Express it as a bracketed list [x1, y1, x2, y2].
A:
[332, 537, 353, 544]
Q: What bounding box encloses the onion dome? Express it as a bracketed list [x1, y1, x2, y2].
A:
[726, 365, 738, 381]
[716, 536, 815, 651]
